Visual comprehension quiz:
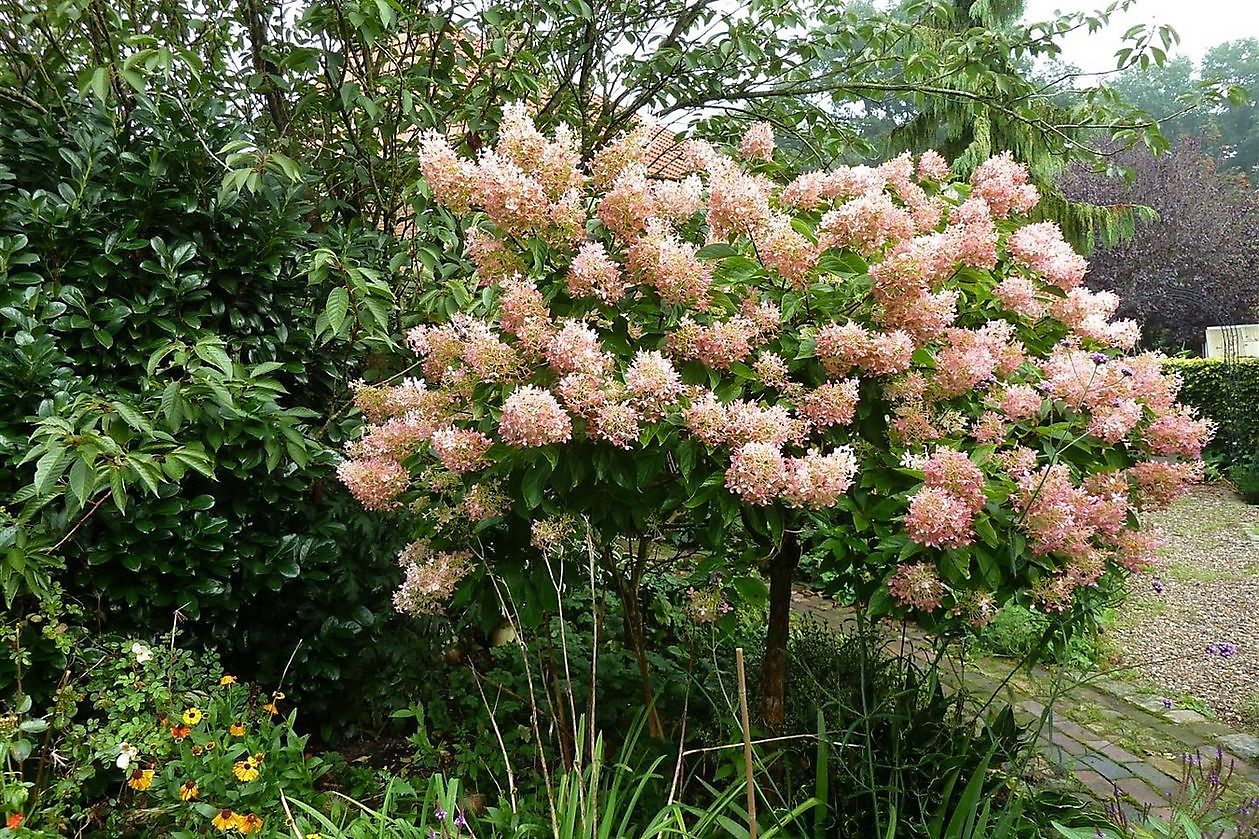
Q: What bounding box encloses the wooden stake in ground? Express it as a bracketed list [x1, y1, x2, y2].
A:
[736, 647, 757, 839]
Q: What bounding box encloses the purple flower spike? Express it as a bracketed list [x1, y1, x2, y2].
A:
[1162, 697, 1173, 709]
[1152, 579, 1165, 594]
[1207, 643, 1220, 656]
[1092, 352, 1108, 365]
[454, 811, 468, 829]
[1220, 642, 1238, 658]
[435, 805, 448, 821]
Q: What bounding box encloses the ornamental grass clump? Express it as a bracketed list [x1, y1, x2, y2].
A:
[338, 105, 1210, 725]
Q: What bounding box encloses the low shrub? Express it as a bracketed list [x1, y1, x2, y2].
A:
[971, 604, 1111, 669]
[1227, 460, 1259, 505]
[0, 620, 324, 836]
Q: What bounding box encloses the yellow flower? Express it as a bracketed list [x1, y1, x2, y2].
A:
[127, 769, 155, 790]
[181, 708, 203, 726]
[232, 757, 260, 782]
[219, 674, 237, 685]
[178, 780, 199, 801]
[261, 701, 278, 716]
[229, 721, 246, 737]
[306, 834, 323, 839]
[211, 809, 237, 831]
[236, 813, 264, 834]
[204, 741, 216, 751]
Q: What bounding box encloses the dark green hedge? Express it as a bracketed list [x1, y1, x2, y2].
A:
[1163, 358, 1259, 464]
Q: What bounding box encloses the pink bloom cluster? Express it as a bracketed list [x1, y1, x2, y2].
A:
[344, 107, 1212, 620]
[888, 562, 947, 612]
[724, 443, 857, 507]
[738, 122, 775, 162]
[337, 457, 410, 511]
[1007, 222, 1087, 290]
[393, 541, 474, 615]
[969, 152, 1039, 218]
[904, 449, 987, 549]
[499, 386, 572, 446]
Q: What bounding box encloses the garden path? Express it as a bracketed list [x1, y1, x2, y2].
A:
[790, 589, 1259, 822]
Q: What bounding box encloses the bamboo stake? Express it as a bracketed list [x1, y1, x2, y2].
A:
[736, 647, 757, 839]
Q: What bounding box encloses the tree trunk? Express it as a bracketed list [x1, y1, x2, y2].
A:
[761, 532, 800, 731]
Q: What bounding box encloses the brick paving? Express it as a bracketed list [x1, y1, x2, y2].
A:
[791, 589, 1259, 817]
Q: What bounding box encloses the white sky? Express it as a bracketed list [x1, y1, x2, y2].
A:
[1022, 0, 1259, 71]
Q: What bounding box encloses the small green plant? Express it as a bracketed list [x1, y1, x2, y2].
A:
[1054, 747, 1259, 838]
[1227, 459, 1259, 505]
[1238, 691, 1259, 730]
[972, 605, 1109, 669]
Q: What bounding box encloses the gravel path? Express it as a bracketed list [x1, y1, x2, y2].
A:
[1109, 483, 1259, 727]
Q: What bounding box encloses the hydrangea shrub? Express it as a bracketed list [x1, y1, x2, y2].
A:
[338, 106, 1210, 723]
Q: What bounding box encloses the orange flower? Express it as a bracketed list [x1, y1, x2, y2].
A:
[211, 809, 237, 831]
[236, 813, 264, 834]
[204, 741, 216, 751]
[127, 769, 155, 791]
[170, 724, 191, 741]
[219, 674, 238, 685]
[191, 745, 204, 756]
[6, 813, 23, 829]
[229, 721, 246, 737]
[179, 780, 199, 801]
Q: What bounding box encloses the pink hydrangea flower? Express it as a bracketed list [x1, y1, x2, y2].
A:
[567, 241, 628, 303]
[706, 164, 772, 241]
[417, 131, 475, 213]
[499, 386, 572, 446]
[888, 562, 947, 612]
[916, 150, 951, 181]
[818, 192, 915, 256]
[393, 542, 473, 615]
[970, 152, 1039, 218]
[337, 457, 410, 511]
[905, 487, 975, 548]
[624, 350, 683, 411]
[1007, 222, 1087, 290]
[546, 320, 612, 376]
[922, 449, 986, 513]
[738, 122, 776, 162]
[597, 164, 656, 241]
[798, 380, 860, 429]
[724, 442, 788, 505]
[589, 401, 641, 449]
[430, 427, 493, 473]
[782, 447, 858, 508]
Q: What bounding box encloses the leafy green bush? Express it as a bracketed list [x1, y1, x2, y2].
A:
[1162, 358, 1259, 466]
[971, 604, 1109, 669]
[1227, 460, 1259, 505]
[0, 92, 422, 733]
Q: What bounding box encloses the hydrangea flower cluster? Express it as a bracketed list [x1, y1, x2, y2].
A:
[341, 112, 1210, 621]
